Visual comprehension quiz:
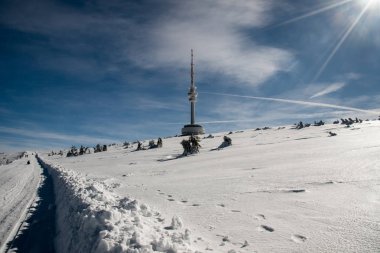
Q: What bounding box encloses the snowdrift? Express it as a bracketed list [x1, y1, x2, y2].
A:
[38, 157, 198, 253]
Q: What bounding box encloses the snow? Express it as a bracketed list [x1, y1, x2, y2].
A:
[1, 120, 380, 252]
[38, 158, 199, 253]
[0, 152, 24, 166]
[0, 153, 41, 252]
[43, 121, 380, 252]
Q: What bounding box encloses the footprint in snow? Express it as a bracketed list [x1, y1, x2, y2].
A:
[286, 189, 306, 193]
[262, 189, 306, 193]
[254, 214, 266, 220]
[157, 217, 165, 223]
[258, 225, 274, 232]
[241, 240, 249, 248]
[291, 234, 307, 243]
[111, 183, 120, 188]
[222, 236, 230, 242]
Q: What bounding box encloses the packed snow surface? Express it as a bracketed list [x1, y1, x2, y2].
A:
[0, 154, 40, 252]
[42, 121, 380, 252]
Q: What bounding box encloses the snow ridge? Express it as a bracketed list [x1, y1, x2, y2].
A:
[38, 157, 198, 253]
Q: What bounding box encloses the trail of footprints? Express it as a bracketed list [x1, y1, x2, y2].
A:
[216, 213, 307, 250]
[156, 189, 308, 249]
[156, 189, 201, 207]
[254, 215, 307, 244]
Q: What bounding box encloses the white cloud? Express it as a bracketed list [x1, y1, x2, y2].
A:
[125, 0, 293, 87]
[345, 72, 361, 80]
[0, 0, 294, 88]
[310, 82, 346, 98]
[0, 127, 117, 145]
[130, 96, 186, 111]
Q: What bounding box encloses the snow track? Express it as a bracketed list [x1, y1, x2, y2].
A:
[38, 157, 204, 253]
[6, 158, 56, 253]
[0, 154, 41, 252]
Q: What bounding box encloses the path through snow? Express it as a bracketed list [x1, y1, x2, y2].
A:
[6, 157, 56, 253]
[0, 154, 41, 252]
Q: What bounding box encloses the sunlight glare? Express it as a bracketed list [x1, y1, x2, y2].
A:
[370, 0, 380, 8]
[358, 0, 380, 9]
[272, 0, 353, 28]
[313, 0, 373, 82]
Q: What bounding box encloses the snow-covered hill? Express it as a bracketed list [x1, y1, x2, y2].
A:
[0, 152, 24, 166]
[39, 120, 380, 253]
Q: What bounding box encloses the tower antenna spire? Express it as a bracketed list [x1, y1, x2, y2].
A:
[191, 49, 194, 88]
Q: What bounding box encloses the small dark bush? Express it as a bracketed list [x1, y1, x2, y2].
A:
[181, 136, 201, 155]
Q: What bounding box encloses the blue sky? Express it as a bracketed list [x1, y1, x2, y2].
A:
[1, 0, 380, 152]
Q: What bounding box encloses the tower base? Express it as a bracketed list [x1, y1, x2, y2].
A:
[181, 124, 205, 136]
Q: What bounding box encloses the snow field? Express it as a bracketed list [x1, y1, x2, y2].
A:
[45, 121, 380, 252]
[0, 152, 24, 166]
[38, 157, 204, 253]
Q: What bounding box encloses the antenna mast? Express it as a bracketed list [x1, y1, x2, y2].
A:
[191, 49, 194, 88]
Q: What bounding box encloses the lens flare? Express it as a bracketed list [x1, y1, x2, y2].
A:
[312, 0, 372, 81]
[270, 0, 353, 28]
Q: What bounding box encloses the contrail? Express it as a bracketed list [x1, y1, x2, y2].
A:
[164, 119, 258, 125]
[198, 119, 257, 124]
[200, 92, 380, 115]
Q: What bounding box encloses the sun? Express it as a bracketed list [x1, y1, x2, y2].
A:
[360, 0, 380, 9]
[370, 0, 380, 8]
